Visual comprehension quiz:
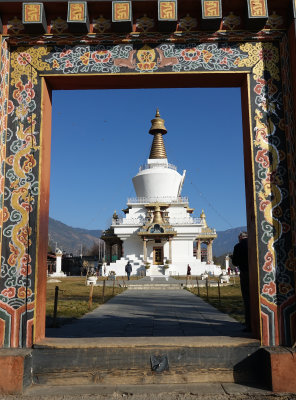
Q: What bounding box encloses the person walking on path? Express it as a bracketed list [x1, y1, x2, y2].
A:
[231, 231, 251, 332]
[125, 261, 132, 280]
[187, 264, 191, 280]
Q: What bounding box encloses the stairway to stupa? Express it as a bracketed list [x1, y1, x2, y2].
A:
[126, 276, 182, 289]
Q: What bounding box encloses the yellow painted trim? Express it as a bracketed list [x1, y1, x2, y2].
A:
[247, 73, 262, 345]
[39, 70, 251, 77]
[0, 37, 10, 271]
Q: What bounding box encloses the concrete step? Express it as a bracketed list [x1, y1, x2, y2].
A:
[32, 337, 261, 387]
[128, 284, 182, 290]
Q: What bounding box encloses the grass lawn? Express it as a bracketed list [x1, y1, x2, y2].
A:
[46, 277, 126, 327]
[187, 278, 245, 324]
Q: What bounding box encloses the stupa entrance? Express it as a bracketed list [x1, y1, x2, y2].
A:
[1, 0, 296, 393]
[153, 247, 164, 265]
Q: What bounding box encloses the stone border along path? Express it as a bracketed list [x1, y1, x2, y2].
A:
[46, 283, 249, 338]
[93, 276, 222, 288]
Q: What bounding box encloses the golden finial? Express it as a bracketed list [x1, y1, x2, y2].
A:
[200, 210, 207, 227]
[149, 108, 167, 135]
[113, 210, 118, 220]
[152, 204, 164, 225]
[149, 109, 167, 159]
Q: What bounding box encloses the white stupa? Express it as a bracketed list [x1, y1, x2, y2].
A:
[102, 110, 220, 277]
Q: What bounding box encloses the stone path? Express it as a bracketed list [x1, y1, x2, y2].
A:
[46, 287, 248, 338]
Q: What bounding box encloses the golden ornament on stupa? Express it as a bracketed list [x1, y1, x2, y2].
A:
[149, 109, 167, 159]
[152, 204, 164, 225]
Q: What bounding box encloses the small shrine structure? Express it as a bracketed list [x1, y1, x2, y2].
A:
[195, 210, 218, 263]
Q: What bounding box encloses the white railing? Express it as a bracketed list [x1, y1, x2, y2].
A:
[112, 217, 144, 225]
[139, 163, 177, 172]
[170, 217, 202, 225]
[197, 229, 217, 235]
[113, 216, 202, 226]
[127, 196, 189, 205]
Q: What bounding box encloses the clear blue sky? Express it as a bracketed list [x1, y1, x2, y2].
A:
[49, 87, 246, 232]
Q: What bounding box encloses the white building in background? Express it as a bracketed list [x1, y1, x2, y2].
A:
[102, 110, 220, 277]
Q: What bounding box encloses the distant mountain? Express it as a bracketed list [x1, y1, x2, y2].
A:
[212, 226, 247, 257]
[48, 217, 103, 254]
[48, 217, 246, 258]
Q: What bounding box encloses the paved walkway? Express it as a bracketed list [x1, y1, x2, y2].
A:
[46, 286, 248, 338]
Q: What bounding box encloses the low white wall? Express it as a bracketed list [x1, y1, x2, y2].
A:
[105, 257, 221, 278]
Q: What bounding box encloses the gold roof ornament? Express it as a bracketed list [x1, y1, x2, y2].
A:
[113, 210, 118, 220]
[137, 203, 177, 238]
[200, 209, 207, 227]
[152, 204, 164, 225]
[149, 108, 167, 159]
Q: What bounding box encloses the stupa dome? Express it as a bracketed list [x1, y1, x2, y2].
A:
[132, 110, 185, 200]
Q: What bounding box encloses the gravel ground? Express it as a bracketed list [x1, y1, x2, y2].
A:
[0, 395, 295, 400]
[1, 391, 296, 400]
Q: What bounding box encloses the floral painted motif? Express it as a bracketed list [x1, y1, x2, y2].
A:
[181, 48, 201, 61]
[136, 46, 157, 71]
[91, 50, 112, 63]
[45, 43, 250, 74]
[47, 45, 122, 73]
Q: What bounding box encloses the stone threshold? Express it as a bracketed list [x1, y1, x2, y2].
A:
[35, 336, 260, 349]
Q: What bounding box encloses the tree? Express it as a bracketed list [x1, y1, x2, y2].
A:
[213, 253, 234, 269]
[87, 241, 102, 257]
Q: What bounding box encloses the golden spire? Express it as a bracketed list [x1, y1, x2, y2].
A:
[149, 109, 167, 159]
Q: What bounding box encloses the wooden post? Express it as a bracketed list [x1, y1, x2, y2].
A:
[218, 279, 221, 305]
[206, 278, 209, 301]
[88, 283, 94, 310]
[102, 279, 106, 303]
[52, 286, 59, 328]
[196, 276, 200, 296]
